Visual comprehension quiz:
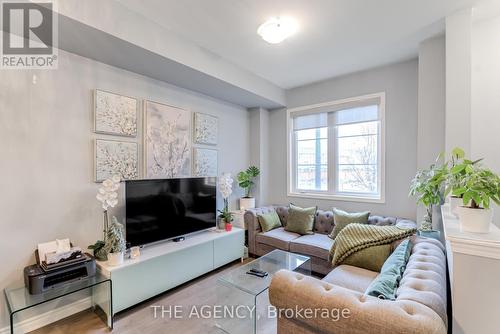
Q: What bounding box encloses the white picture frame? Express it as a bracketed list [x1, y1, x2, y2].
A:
[94, 139, 139, 182]
[194, 112, 218, 145]
[94, 89, 138, 137]
[193, 148, 218, 177]
[144, 100, 192, 178]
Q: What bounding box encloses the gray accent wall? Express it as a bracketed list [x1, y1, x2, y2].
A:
[0, 49, 250, 328]
[267, 60, 418, 219]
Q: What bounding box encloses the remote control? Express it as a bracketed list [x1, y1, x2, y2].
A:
[246, 271, 267, 278]
[250, 268, 267, 275]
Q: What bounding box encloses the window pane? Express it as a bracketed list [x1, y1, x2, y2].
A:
[337, 121, 378, 137]
[297, 165, 327, 191]
[296, 127, 327, 140]
[295, 126, 328, 191]
[337, 135, 377, 165]
[338, 165, 378, 193]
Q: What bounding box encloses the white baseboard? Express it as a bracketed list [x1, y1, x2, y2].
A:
[0, 297, 91, 334]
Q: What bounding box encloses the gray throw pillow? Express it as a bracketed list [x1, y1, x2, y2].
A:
[329, 208, 370, 240]
[284, 204, 316, 235]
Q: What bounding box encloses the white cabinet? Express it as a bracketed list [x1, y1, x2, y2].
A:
[97, 228, 244, 313]
[442, 205, 500, 334]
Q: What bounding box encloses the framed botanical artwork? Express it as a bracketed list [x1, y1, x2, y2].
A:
[194, 112, 218, 145]
[144, 100, 192, 178]
[193, 148, 218, 177]
[94, 139, 138, 182]
[94, 89, 138, 137]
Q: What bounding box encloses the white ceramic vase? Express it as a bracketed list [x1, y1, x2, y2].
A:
[449, 196, 462, 218]
[240, 197, 255, 211]
[456, 206, 493, 233]
[107, 252, 124, 266]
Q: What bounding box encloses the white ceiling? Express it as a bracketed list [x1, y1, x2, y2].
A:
[116, 0, 484, 89]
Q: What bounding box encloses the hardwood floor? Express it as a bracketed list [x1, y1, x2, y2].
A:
[30, 260, 254, 334]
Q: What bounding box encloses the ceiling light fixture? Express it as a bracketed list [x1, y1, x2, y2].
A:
[257, 17, 298, 44]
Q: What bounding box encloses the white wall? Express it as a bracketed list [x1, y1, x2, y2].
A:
[471, 14, 500, 226]
[445, 7, 500, 227]
[0, 49, 250, 328]
[417, 35, 446, 225]
[267, 60, 418, 219]
[445, 9, 472, 155]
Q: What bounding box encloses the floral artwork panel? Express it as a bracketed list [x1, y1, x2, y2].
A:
[95, 139, 138, 182]
[145, 100, 192, 178]
[194, 113, 218, 145]
[193, 148, 218, 177]
[94, 89, 138, 137]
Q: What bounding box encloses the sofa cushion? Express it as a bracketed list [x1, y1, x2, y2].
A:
[289, 233, 334, 261]
[365, 239, 412, 300]
[285, 204, 316, 235]
[257, 211, 282, 232]
[322, 265, 378, 293]
[255, 227, 300, 250]
[329, 208, 370, 239]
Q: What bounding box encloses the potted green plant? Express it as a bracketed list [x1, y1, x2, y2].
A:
[451, 163, 500, 233]
[446, 148, 465, 216]
[237, 166, 260, 210]
[409, 156, 448, 230]
[103, 217, 126, 266]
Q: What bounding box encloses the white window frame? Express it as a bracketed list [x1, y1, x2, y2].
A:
[287, 92, 386, 203]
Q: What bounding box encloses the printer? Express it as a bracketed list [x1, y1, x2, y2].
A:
[24, 239, 96, 294]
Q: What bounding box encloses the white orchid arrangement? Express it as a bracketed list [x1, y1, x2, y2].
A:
[218, 173, 234, 223]
[89, 175, 121, 261]
[96, 175, 121, 211]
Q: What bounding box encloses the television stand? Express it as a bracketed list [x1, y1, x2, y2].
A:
[97, 227, 244, 314]
[172, 236, 185, 242]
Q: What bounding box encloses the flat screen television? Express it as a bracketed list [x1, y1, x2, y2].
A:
[125, 177, 217, 247]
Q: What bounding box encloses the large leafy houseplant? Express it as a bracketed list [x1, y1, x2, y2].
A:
[449, 156, 500, 233]
[451, 165, 500, 209]
[409, 156, 448, 230]
[237, 166, 260, 198]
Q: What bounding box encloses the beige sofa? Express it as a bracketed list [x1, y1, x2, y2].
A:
[244, 205, 417, 275]
[269, 236, 448, 334]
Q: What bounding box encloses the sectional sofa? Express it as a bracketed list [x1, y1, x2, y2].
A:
[244, 205, 417, 275]
[244, 205, 448, 333]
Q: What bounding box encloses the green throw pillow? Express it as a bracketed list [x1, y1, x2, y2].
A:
[257, 211, 282, 232]
[329, 208, 370, 240]
[284, 204, 316, 235]
[365, 239, 412, 300]
[342, 244, 393, 272]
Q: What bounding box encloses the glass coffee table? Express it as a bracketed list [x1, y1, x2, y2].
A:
[216, 249, 311, 334]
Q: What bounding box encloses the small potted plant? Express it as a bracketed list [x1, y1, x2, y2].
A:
[104, 217, 126, 266]
[409, 156, 448, 230]
[218, 173, 234, 230]
[237, 166, 260, 210]
[451, 163, 500, 233]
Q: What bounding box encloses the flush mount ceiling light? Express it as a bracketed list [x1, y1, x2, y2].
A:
[257, 17, 298, 44]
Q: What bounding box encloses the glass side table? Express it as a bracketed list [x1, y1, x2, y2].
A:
[4, 272, 112, 334]
[216, 249, 311, 334]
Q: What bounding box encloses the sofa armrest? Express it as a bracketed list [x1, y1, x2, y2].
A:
[244, 206, 276, 256]
[269, 270, 446, 334]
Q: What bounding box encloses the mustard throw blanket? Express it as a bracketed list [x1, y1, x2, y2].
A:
[330, 224, 416, 266]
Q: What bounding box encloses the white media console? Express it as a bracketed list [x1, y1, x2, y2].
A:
[97, 227, 245, 314]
